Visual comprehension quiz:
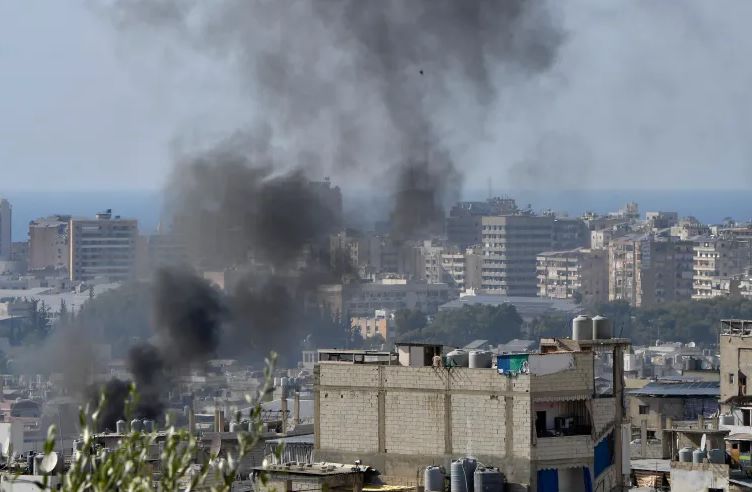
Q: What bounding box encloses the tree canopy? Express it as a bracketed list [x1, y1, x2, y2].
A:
[531, 297, 752, 346]
[397, 304, 523, 347]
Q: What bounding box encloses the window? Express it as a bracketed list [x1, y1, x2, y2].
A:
[730, 373, 735, 384]
[744, 409, 752, 427]
[639, 405, 649, 415]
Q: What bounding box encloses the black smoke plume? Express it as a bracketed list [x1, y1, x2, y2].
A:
[87, 378, 163, 431]
[94, 1, 565, 414]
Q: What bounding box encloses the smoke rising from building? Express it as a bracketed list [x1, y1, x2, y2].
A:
[81, 0, 566, 417]
[108, 0, 563, 233]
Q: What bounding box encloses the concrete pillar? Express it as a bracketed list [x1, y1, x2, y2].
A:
[281, 397, 288, 434]
[189, 406, 196, 434]
[698, 414, 705, 430]
[641, 418, 648, 458]
[293, 392, 300, 425]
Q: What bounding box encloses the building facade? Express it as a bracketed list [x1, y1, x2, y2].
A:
[344, 279, 451, 317]
[693, 236, 750, 299]
[28, 215, 71, 271]
[440, 247, 482, 292]
[481, 215, 555, 296]
[0, 199, 11, 261]
[68, 210, 138, 281]
[536, 248, 608, 305]
[314, 337, 629, 491]
[608, 235, 693, 307]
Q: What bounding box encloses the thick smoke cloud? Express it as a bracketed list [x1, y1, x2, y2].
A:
[108, 0, 563, 233]
[92, 0, 565, 418]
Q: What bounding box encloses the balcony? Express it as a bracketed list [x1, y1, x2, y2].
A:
[533, 435, 594, 461]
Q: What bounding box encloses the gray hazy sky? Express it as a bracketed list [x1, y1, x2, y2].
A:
[2, 1, 752, 191]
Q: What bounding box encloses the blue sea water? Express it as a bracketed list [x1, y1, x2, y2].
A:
[1, 188, 750, 241]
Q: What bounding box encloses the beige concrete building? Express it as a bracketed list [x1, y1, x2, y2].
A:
[68, 210, 138, 282]
[314, 337, 629, 491]
[344, 279, 451, 317]
[536, 248, 608, 305]
[440, 247, 482, 291]
[693, 237, 750, 299]
[608, 234, 694, 307]
[481, 215, 555, 296]
[351, 310, 390, 341]
[28, 215, 70, 271]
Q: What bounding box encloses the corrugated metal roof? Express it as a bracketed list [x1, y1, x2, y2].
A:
[628, 381, 719, 397]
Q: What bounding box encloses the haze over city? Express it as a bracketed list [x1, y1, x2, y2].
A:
[0, 2, 751, 491]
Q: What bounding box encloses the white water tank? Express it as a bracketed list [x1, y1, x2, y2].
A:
[447, 350, 469, 367]
[469, 351, 493, 368]
[592, 315, 612, 339]
[572, 315, 592, 340]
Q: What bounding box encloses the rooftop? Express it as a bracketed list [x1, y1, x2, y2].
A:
[628, 381, 719, 398]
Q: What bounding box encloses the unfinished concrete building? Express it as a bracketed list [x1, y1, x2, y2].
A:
[314, 327, 629, 491]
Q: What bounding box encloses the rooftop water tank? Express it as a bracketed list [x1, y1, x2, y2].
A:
[572, 315, 592, 340]
[130, 419, 143, 433]
[474, 467, 505, 492]
[678, 447, 693, 463]
[451, 458, 477, 492]
[143, 419, 155, 433]
[229, 421, 240, 433]
[424, 465, 445, 492]
[708, 449, 725, 464]
[116, 420, 127, 434]
[592, 315, 612, 339]
[447, 350, 469, 368]
[469, 351, 493, 368]
[692, 448, 706, 464]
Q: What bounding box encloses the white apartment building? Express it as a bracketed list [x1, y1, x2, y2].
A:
[481, 215, 554, 296]
[69, 210, 138, 282]
[537, 248, 608, 305]
[693, 236, 751, 299]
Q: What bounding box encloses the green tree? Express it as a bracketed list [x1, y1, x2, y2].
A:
[393, 309, 427, 338]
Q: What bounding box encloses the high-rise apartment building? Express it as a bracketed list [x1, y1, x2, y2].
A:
[481, 215, 555, 296]
[0, 199, 11, 261]
[68, 210, 138, 282]
[693, 236, 751, 299]
[446, 197, 518, 249]
[537, 248, 608, 305]
[608, 234, 693, 307]
[28, 215, 71, 271]
[440, 246, 482, 291]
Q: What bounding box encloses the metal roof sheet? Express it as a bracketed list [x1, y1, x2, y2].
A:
[628, 381, 719, 397]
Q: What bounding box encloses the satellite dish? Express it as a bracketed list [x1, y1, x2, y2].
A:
[39, 452, 58, 474]
[700, 434, 707, 452]
[209, 436, 221, 456]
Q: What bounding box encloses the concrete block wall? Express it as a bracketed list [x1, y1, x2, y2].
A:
[530, 352, 593, 395]
[533, 435, 593, 461]
[319, 388, 379, 453]
[512, 397, 532, 459]
[592, 397, 616, 435]
[450, 393, 505, 456]
[385, 392, 445, 454]
[319, 363, 379, 387]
